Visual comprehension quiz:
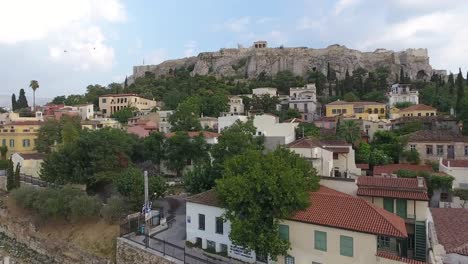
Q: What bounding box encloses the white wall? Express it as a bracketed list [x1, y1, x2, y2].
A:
[253, 115, 297, 145]
[327, 147, 361, 177]
[439, 159, 468, 189]
[289, 147, 334, 176]
[217, 115, 248, 133]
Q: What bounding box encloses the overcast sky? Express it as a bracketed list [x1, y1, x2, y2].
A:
[1, 0, 467, 98]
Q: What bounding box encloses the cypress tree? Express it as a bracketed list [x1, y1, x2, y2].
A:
[14, 162, 21, 189]
[124, 76, 128, 90]
[11, 93, 17, 111]
[466, 71, 468, 86]
[456, 68, 464, 114]
[448, 73, 455, 95]
[400, 67, 404, 83]
[17, 89, 29, 109]
[6, 159, 14, 191]
[344, 69, 352, 94]
[327, 63, 332, 96]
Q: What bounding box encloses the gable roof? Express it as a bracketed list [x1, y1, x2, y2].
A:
[399, 104, 436, 112]
[164, 131, 220, 139]
[357, 176, 429, 201]
[376, 252, 426, 264]
[15, 152, 46, 160]
[442, 159, 468, 168]
[373, 164, 434, 176]
[286, 137, 350, 149]
[407, 130, 468, 143]
[289, 186, 408, 238]
[186, 189, 221, 207]
[431, 208, 468, 256]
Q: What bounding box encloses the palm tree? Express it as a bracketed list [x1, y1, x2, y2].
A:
[336, 120, 361, 146]
[29, 80, 39, 111]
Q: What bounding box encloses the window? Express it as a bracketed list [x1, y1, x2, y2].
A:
[22, 139, 30, 147]
[198, 214, 205, 230]
[332, 109, 337, 114]
[354, 108, 363, 113]
[426, 113, 429, 116]
[465, 146, 468, 156]
[207, 240, 216, 252]
[342, 109, 347, 114]
[383, 198, 394, 213]
[418, 113, 421, 116]
[396, 199, 407, 218]
[1, 139, 5, 146]
[314, 231, 327, 251]
[437, 145, 444, 156]
[380, 108, 385, 114]
[374, 108, 378, 114]
[215, 217, 223, 234]
[410, 144, 416, 151]
[294, 104, 298, 109]
[340, 236, 353, 257]
[378, 125, 384, 129]
[440, 192, 449, 201]
[333, 153, 338, 160]
[378, 236, 390, 249]
[426, 145, 433, 155]
[279, 224, 289, 241]
[220, 244, 228, 254]
[102, 109, 107, 114]
[9, 139, 14, 148]
[285, 255, 294, 264]
[102, 98, 106, 103]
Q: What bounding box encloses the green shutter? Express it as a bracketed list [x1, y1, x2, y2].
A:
[396, 199, 407, 218]
[279, 224, 289, 241]
[340, 236, 353, 257]
[314, 231, 327, 251]
[383, 198, 394, 213]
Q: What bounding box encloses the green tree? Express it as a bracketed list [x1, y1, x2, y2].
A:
[0, 146, 7, 160]
[402, 149, 420, 165]
[14, 162, 21, 189]
[216, 148, 319, 259]
[455, 68, 465, 114]
[11, 93, 17, 111]
[250, 95, 279, 113]
[29, 80, 39, 111]
[6, 158, 15, 191]
[296, 122, 320, 138]
[369, 149, 392, 166]
[35, 120, 62, 153]
[355, 142, 371, 163]
[169, 96, 202, 131]
[343, 69, 353, 94]
[51, 95, 67, 105]
[64, 94, 87, 106]
[143, 132, 165, 170]
[372, 131, 404, 163]
[307, 70, 326, 95]
[111, 107, 137, 124]
[184, 161, 217, 194]
[448, 73, 455, 95]
[394, 102, 414, 109]
[336, 120, 361, 145]
[400, 67, 405, 83]
[17, 89, 29, 110]
[61, 119, 81, 145]
[343, 92, 359, 102]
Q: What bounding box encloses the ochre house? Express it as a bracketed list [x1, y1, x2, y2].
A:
[398, 104, 437, 118]
[0, 121, 42, 155]
[325, 100, 386, 120]
[98, 93, 158, 117]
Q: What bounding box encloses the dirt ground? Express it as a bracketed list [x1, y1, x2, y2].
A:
[1, 192, 119, 261]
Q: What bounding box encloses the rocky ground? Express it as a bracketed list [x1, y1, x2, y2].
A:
[0, 232, 56, 264]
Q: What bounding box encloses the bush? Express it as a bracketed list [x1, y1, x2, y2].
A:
[70, 195, 102, 222]
[0, 160, 8, 169]
[401, 150, 420, 165]
[101, 196, 128, 223]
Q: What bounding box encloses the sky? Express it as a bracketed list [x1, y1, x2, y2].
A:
[1, 0, 468, 99]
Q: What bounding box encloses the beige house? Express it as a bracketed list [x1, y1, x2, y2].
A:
[199, 116, 218, 131]
[406, 130, 468, 162]
[157, 110, 173, 133]
[81, 118, 121, 130]
[357, 176, 429, 261]
[98, 93, 157, 117]
[398, 104, 437, 118]
[277, 186, 415, 264]
[227, 96, 244, 115]
[11, 152, 45, 178]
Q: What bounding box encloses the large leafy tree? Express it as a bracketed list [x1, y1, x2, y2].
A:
[250, 95, 279, 114]
[111, 107, 137, 124]
[372, 131, 405, 163]
[142, 132, 165, 171]
[216, 148, 319, 259]
[35, 116, 81, 153]
[17, 89, 29, 110]
[336, 120, 361, 146]
[29, 80, 39, 111]
[169, 96, 202, 131]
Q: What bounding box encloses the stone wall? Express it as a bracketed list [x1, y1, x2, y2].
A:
[0, 208, 109, 264]
[116, 238, 178, 264]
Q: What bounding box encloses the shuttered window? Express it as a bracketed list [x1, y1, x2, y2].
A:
[396, 199, 407, 218]
[314, 231, 327, 251]
[279, 224, 289, 241]
[383, 198, 394, 213]
[340, 235, 353, 257]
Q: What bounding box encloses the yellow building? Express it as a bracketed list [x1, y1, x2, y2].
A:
[0, 121, 42, 155]
[325, 100, 386, 120]
[81, 118, 121, 130]
[398, 104, 436, 118]
[98, 93, 158, 117]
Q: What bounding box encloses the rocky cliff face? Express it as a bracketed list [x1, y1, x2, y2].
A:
[130, 44, 444, 83]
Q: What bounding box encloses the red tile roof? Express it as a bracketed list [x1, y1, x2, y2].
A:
[399, 104, 436, 112]
[431, 208, 468, 256]
[286, 137, 350, 149]
[289, 186, 408, 238]
[286, 137, 321, 148]
[165, 131, 220, 139]
[16, 152, 46, 160]
[356, 177, 429, 201]
[376, 251, 426, 264]
[186, 189, 222, 207]
[356, 163, 370, 170]
[407, 130, 468, 143]
[442, 159, 468, 168]
[373, 164, 433, 176]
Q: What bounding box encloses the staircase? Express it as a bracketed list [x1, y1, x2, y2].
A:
[414, 221, 426, 262]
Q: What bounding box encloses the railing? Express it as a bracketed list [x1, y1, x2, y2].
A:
[0, 172, 58, 188]
[120, 219, 219, 264]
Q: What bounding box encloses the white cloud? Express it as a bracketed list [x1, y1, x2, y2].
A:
[333, 0, 361, 15]
[146, 49, 169, 65]
[184, 41, 198, 57]
[215, 17, 250, 32]
[297, 17, 322, 30]
[0, 0, 125, 71]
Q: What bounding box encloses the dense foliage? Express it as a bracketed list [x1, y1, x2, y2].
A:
[396, 170, 454, 194]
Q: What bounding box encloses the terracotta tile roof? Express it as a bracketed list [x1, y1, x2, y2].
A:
[286, 137, 349, 149]
[399, 104, 436, 112]
[442, 159, 468, 168]
[431, 208, 468, 256]
[314, 116, 337, 122]
[407, 130, 468, 143]
[165, 131, 220, 139]
[186, 189, 222, 207]
[126, 126, 151, 138]
[357, 176, 429, 201]
[15, 152, 46, 160]
[323, 147, 349, 153]
[356, 163, 370, 170]
[289, 186, 408, 238]
[99, 93, 138, 97]
[376, 251, 426, 264]
[373, 164, 433, 176]
[286, 137, 321, 148]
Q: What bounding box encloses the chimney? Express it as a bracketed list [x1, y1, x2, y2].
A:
[417, 177, 424, 187]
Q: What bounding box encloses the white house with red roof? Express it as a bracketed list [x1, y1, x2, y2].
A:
[357, 176, 429, 261]
[185, 187, 420, 264]
[287, 137, 361, 178]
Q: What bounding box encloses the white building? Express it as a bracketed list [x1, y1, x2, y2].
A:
[287, 137, 361, 178]
[157, 110, 173, 133]
[387, 83, 419, 107]
[227, 96, 244, 115]
[75, 104, 94, 120]
[253, 114, 298, 149]
[439, 159, 468, 189]
[289, 84, 317, 122]
[11, 152, 45, 178]
[252, 87, 278, 97]
[217, 115, 249, 133]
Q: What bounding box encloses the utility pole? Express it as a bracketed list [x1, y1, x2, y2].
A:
[144, 170, 149, 248]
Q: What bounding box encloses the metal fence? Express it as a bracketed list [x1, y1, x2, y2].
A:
[0, 172, 57, 188]
[120, 219, 219, 264]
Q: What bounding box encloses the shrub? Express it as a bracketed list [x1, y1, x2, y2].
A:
[0, 160, 8, 169]
[401, 150, 420, 165]
[70, 195, 102, 222]
[101, 196, 128, 223]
